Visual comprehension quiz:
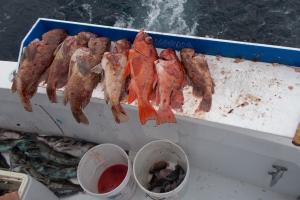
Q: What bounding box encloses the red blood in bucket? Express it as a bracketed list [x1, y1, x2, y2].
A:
[98, 164, 128, 193]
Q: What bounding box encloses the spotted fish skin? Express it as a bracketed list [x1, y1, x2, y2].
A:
[12, 29, 67, 111]
[64, 37, 111, 124]
[46, 32, 97, 103]
[180, 48, 215, 112]
[101, 39, 131, 123]
[154, 48, 185, 125]
[16, 140, 79, 166]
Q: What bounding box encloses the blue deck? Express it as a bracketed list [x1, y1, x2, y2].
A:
[20, 18, 300, 67]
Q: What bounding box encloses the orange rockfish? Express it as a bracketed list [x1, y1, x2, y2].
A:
[123, 30, 158, 124]
[155, 49, 185, 125]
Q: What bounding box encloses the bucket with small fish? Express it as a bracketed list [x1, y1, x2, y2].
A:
[77, 144, 136, 200]
[133, 140, 190, 200]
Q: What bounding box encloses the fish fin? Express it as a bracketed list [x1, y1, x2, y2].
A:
[182, 76, 188, 87]
[91, 63, 103, 74]
[71, 105, 89, 124]
[157, 105, 176, 125]
[131, 57, 143, 76]
[156, 86, 160, 105]
[25, 41, 38, 61]
[91, 63, 104, 83]
[46, 83, 57, 103]
[124, 76, 131, 94]
[111, 104, 128, 123]
[76, 56, 91, 76]
[127, 82, 137, 104]
[63, 86, 69, 105]
[150, 89, 157, 104]
[19, 47, 26, 65]
[138, 100, 157, 125]
[53, 42, 63, 56]
[128, 89, 137, 104]
[171, 89, 184, 111]
[192, 86, 203, 97]
[151, 72, 158, 104]
[211, 80, 215, 94]
[11, 75, 17, 93]
[20, 93, 33, 112]
[68, 60, 75, 80]
[197, 92, 212, 112]
[123, 61, 131, 78]
[39, 68, 50, 85]
[149, 80, 157, 105]
[103, 84, 109, 104]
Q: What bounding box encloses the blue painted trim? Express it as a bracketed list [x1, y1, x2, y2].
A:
[20, 18, 300, 67]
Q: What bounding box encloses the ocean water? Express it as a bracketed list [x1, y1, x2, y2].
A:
[0, 0, 299, 61]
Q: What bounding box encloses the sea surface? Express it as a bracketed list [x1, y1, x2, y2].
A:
[0, 0, 300, 61]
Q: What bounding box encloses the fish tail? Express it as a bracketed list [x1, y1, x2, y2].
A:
[63, 87, 69, 105]
[138, 99, 157, 125]
[192, 86, 203, 97]
[111, 104, 128, 123]
[123, 61, 131, 79]
[127, 82, 137, 104]
[11, 79, 17, 93]
[171, 89, 184, 111]
[71, 104, 89, 124]
[20, 94, 33, 112]
[198, 92, 212, 112]
[157, 105, 176, 125]
[46, 84, 57, 103]
[211, 81, 215, 94]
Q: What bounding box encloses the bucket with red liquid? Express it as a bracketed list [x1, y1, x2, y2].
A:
[77, 144, 136, 200]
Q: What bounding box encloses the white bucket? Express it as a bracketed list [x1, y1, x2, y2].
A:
[133, 140, 190, 200]
[77, 144, 136, 200]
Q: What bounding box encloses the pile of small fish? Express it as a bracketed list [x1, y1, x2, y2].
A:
[12, 28, 215, 125]
[148, 161, 185, 193]
[0, 129, 96, 197]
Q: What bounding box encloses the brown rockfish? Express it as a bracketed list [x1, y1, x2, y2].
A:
[11, 29, 67, 111]
[180, 48, 215, 112]
[46, 32, 97, 103]
[64, 37, 110, 124]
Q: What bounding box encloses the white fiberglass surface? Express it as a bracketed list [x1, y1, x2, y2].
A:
[63, 166, 295, 200]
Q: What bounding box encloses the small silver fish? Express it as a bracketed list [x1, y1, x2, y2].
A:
[16, 140, 79, 166]
[0, 140, 22, 153]
[37, 135, 96, 158]
[0, 129, 24, 141]
[0, 153, 9, 169]
[148, 161, 186, 193]
[30, 158, 77, 180]
[48, 180, 83, 197]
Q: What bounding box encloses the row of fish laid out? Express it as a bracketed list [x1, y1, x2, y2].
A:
[12, 28, 215, 125]
[0, 128, 97, 197]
